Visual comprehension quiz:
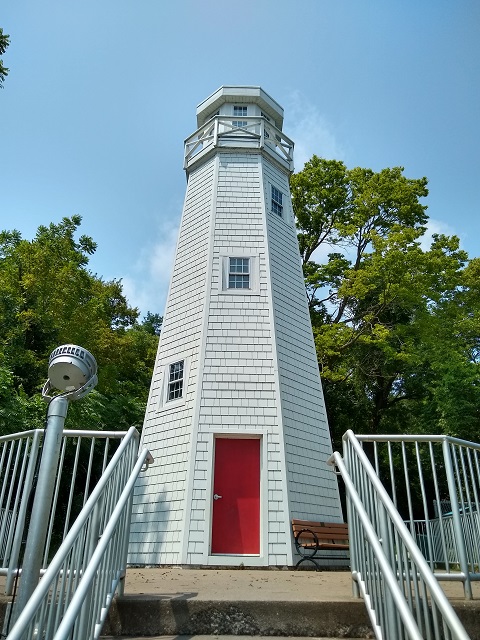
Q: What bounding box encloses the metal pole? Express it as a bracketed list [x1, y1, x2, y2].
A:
[442, 439, 473, 599]
[343, 440, 360, 598]
[14, 396, 68, 616]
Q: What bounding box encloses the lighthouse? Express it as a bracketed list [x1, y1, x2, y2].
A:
[129, 86, 343, 567]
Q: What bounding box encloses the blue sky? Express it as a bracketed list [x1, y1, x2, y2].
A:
[2, 1, 479, 317]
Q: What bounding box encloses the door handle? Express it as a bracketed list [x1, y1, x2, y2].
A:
[213, 493, 222, 500]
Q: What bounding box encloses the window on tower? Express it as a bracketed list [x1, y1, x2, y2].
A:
[167, 360, 184, 401]
[228, 257, 250, 289]
[271, 186, 283, 216]
[232, 105, 248, 128]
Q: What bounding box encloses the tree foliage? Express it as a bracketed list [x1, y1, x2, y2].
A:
[0, 28, 9, 88]
[0, 216, 159, 434]
[291, 156, 480, 446]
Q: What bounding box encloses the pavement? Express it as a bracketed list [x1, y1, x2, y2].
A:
[121, 567, 357, 601]
[120, 565, 480, 601]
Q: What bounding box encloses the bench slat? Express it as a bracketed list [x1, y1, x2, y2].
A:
[295, 528, 347, 534]
[292, 519, 347, 527]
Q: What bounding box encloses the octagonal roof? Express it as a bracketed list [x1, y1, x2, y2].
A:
[196, 86, 284, 130]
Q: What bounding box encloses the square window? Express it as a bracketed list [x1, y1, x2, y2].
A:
[271, 186, 283, 216]
[232, 106, 247, 128]
[167, 360, 184, 401]
[228, 257, 250, 289]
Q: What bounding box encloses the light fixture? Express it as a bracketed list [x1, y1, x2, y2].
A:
[16, 344, 98, 615]
[42, 344, 98, 400]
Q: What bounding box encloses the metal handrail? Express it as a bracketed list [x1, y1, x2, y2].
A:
[0, 428, 130, 594]
[332, 452, 425, 640]
[7, 427, 152, 640]
[53, 450, 151, 639]
[330, 430, 471, 640]
[354, 433, 480, 598]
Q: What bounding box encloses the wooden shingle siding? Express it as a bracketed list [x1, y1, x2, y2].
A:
[262, 158, 344, 527]
[129, 158, 215, 565]
[182, 153, 290, 565]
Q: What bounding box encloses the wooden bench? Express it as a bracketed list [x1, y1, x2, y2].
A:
[292, 519, 349, 570]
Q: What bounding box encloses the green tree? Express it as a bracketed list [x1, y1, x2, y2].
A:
[291, 156, 480, 444]
[0, 28, 9, 87]
[141, 311, 163, 336]
[0, 216, 159, 434]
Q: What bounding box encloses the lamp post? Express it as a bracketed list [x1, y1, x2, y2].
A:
[14, 345, 98, 615]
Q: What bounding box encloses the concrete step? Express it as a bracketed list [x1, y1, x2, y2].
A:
[102, 597, 374, 638]
[99, 568, 480, 639]
[101, 636, 361, 640]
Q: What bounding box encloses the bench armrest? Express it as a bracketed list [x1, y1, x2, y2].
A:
[294, 528, 319, 556]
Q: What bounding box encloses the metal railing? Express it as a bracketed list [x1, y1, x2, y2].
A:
[330, 430, 470, 640]
[184, 115, 294, 171]
[0, 428, 129, 595]
[7, 426, 153, 640]
[355, 433, 480, 599]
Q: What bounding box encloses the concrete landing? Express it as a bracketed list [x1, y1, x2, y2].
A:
[120, 567, 357, 602]
[101, 568, 480, 639]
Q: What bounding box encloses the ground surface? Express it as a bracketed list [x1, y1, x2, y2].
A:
[122, 566, 479, 601]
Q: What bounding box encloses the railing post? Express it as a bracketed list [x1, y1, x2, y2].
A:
[14, 396, 69, 618]
[380, 507, 400, 640]
[343, 438, 360, 598]
[5, 431, 42, 595]
[74, 494, 103, 639]
[442, 439, 473, 599]
[117, 444, 138, 597]
[213, 116, 218, 147]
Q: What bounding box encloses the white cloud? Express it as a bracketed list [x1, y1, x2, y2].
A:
[121, 214, 180, 318]
[284, 90, 346, 170]
[419, 218, 457, 251]
[310, 241, 334, 265]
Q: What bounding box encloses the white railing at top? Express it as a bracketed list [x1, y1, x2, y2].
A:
[354, 433, 480, 599]
[7, 426, 153, 640]
[0, 428, 130, 595]
[184, 115, 294, 171]
[329, 430, 471, 640]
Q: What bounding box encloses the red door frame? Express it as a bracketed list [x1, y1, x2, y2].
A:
[210, 436, 261, 555]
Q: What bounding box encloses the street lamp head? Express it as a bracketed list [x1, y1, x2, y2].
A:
[43, 344, 98, 400]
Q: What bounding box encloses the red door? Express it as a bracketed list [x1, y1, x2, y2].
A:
[211, 438, 260, 554]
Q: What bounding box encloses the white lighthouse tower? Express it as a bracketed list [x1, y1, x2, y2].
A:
[129, 86, 343, 567]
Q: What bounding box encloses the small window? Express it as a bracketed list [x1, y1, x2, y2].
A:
[233, 105, 247, 128]
[271, 186, 283, 216]
[167, 360, 184, 401]
[228, 257, 250, 289]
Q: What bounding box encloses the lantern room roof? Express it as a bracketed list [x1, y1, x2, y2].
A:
[196, 86, 284, 130]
